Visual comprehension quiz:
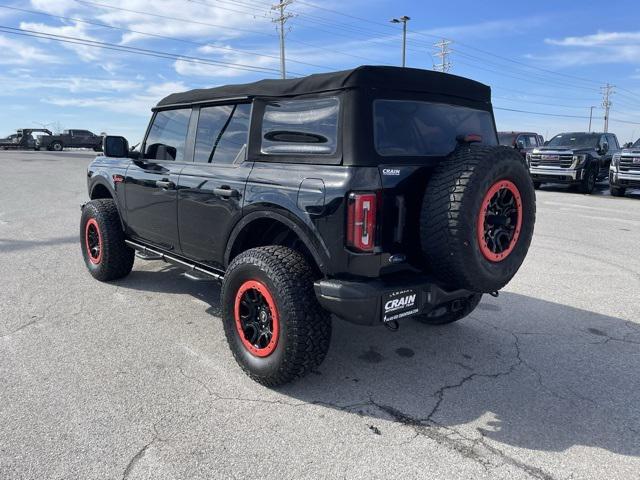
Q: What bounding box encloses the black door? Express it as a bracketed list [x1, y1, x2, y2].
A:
[177, 103, 253, 267]
[124, 108, 192, 252]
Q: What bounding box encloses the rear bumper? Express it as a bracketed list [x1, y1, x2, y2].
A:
[314, 274, 473, 326]
[529, 167, 582, 183]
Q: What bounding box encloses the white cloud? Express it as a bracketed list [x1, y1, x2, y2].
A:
[424, 17, 547, 41]
[546, 31, 640, 47]
[0, 35, 59, 65]
[19, 21, 102, 61]
[42, 81, 188, 116]
[29, 0, 78, 15]
[539, 31, 640, 66]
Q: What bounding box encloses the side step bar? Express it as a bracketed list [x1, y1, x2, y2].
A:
[125, 240, 224, 281]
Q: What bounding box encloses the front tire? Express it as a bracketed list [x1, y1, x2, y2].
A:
[414, 293, 482, 326]
[579, 166, 597, 194]
[80, 199, 134, 281]
[51, 141, 63, 152]
[221, 246, 331, 386]
[610, 185, 626, 197]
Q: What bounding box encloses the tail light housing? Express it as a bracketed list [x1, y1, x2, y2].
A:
[346, 192, 378, 252]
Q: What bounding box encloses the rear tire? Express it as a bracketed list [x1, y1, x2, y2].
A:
[610, 185, 626, 197]
[414, 293, 482, 325]
[221, 246, 331, 386]
[80, 199, 134, 281]
[51, 141, 63, 152]
[420, 145, 536, 293]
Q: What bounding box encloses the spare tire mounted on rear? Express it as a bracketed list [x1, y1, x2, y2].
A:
[420, 145, 535, 293]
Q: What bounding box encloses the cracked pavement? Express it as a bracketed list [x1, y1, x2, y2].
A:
[1, 151, 639, 479]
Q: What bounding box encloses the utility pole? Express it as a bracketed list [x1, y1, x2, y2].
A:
[588, 106, 596, 132]
[272, 0, 294, 79]
[601, 83, 614, 133]
[433, 39, 452, 73]
[390, 15, 410, 67]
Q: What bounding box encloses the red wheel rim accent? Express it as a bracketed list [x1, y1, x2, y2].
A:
[85, 218, 103, 265]
[476, 180, 523, 262]
[234, 280, 279, 357]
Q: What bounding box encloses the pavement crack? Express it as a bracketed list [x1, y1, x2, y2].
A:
[1, 319, 37, 338]
[122, 439, 154, 480]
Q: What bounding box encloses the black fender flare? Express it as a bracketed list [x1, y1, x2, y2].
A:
[87, 176, 126, 230]
[224, 209, 331, 274]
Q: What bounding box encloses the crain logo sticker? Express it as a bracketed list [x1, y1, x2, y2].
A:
[384, 293, 417, 313]
[382, 168, 401, 176]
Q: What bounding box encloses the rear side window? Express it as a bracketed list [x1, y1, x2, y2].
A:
[261, 97, 339, 155]
[374, 100, 497, 157]
[144, 109, 191, 162]
[194, 103, 251, 164]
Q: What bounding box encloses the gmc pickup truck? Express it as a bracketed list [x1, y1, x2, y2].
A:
[610, 137, 640, 196]
[527, 131, 620, 194]
[80, 66, 536, 385]
[37, 129, 103, 151]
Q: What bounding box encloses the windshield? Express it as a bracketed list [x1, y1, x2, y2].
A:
[373, 100, 497, 157]
[498, 133, 517, 146]
[632, 138, 640, 148]
[547, 133, 598, 149]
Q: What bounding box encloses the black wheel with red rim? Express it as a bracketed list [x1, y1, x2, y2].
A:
[476, 180, 522, 263]
[234, 280, 279, 357]
[420, 145, 536, 293]
[85, 218, 103, 265]
[80, 199, 134, 281]
[222, 246, 331, 386]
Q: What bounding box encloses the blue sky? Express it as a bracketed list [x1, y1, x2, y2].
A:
[1, 0, 640, 143]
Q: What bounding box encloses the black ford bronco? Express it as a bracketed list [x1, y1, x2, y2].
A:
[81, 66, 536, 385]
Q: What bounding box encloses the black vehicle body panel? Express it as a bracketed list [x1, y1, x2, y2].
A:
[88, 66, 495, 325]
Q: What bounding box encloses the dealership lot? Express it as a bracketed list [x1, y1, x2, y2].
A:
[1, 150, 639, 480]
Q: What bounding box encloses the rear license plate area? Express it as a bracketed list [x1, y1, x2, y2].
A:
[382, 288, 419, 322]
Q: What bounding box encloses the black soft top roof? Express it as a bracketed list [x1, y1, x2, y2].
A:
[156, 65, 491, 108]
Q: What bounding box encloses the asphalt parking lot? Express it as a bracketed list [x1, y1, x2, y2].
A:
[1, 150, 639, 480]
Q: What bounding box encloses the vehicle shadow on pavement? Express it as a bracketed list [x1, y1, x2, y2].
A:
[116, 266, 640, 457]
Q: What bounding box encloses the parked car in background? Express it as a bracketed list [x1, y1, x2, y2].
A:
[610, 137, 640, 196]
[1, 128, 52, 150]
[37, 129, 103, 151]
[498, 131, 544, 159]
[527, 132, 620, 194]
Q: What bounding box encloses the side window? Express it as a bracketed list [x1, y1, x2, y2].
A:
[607, 134, 619, 150]
[261, 97, 339, 155]
[144, 109, 191, 162]
[194, 103, 251, 164]
[525, 135, 538, 147]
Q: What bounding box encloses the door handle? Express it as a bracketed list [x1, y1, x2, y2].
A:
[213, 186, 240, 198]
[156, 180, 175, 189]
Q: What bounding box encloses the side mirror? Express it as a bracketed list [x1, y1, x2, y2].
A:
[103, 135, 129, 158]
[600, 143, 609, 155]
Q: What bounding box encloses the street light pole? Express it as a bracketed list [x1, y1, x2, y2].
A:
[588, 106, 595, 132]
[390, 15, 411, 67]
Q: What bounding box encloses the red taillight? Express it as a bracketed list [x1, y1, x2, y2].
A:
[346, 192, 378, 252]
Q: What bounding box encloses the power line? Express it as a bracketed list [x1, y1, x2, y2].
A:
[0, 25, 285, 75]
[0, 4, 331, 72]
[493, 106, 591, 119]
